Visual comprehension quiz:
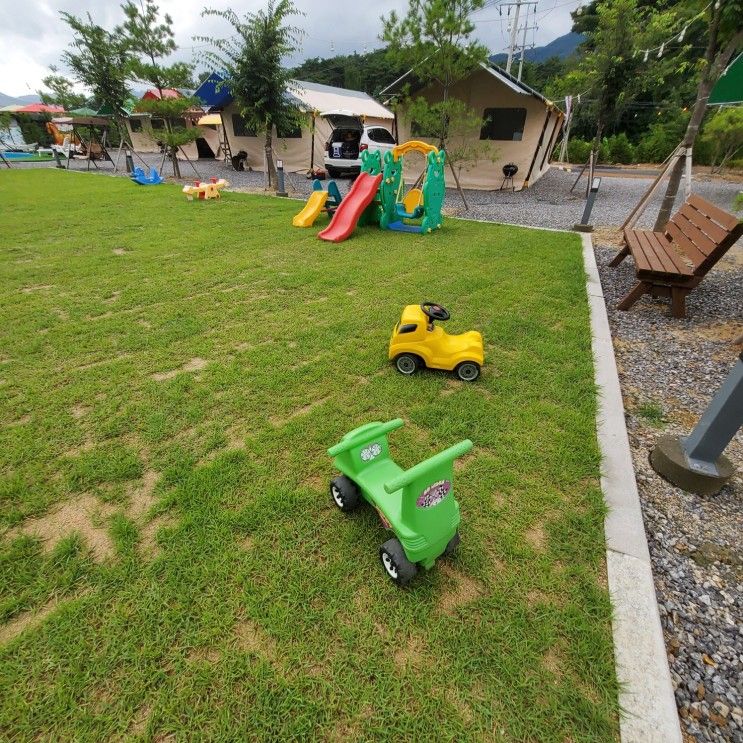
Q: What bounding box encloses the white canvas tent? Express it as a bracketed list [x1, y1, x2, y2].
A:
[194, 76, 394, 173]
[381, 63, 564, 190]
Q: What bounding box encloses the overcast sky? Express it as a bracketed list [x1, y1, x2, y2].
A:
[0, 0, 579, 98]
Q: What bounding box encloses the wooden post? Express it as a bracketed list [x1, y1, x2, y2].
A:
[309, 111, 316, 174]
[178, 146, 201, 180]
[447, 156, 469, 211]
[684, 147, 693, 199]
[621, 146, 683, 231]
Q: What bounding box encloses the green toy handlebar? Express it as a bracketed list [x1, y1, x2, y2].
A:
[327, 419, 405, 457]
[383, 439, 473, 494]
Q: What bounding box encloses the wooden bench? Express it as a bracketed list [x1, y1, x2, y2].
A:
[609, 194, 743, 318]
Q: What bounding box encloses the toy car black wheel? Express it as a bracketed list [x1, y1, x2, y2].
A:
[330, 476, 361, 512]
[443, 531, 461, 557]
[455, 361, 480, 382]
[379, 538, 418, 586]
[395, 353, 421, 376]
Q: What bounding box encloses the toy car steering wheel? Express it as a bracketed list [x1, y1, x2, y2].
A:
[421, 302, 450, 322]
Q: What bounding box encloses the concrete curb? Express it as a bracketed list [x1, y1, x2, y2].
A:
[581, 232, 682, 743]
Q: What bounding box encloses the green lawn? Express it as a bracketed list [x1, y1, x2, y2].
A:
[0, 169, 617, 741]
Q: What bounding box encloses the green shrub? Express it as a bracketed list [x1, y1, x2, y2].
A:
[566, 138, 592, 164]
[606, 133, 635, 164]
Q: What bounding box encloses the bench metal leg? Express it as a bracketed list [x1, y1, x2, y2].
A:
[618, 281, 651, 311]
[609, 246, 630, 267]
[670, 287, 689, 319]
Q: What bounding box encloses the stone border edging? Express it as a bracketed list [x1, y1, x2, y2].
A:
[581, 233, 682, 743]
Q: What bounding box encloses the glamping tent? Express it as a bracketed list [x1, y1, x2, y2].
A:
[194, 74, 395, 173]
[123, 89, 221, 160]
[380, 63, 564, 190]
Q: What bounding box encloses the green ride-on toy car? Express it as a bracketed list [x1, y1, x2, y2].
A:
[328, 418, 473, 586]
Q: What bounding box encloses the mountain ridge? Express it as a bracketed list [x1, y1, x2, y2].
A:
[490, 31, 584, 65]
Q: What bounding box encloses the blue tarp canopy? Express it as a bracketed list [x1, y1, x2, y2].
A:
[194, 73, 233, 109]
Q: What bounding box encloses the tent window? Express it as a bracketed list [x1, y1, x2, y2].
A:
[151, 118, 166, 131]
[232, 114, 257, 137]
[480, 108, 527, 141]
[277, 123, 302, 139]
[129, 118, 143, 132]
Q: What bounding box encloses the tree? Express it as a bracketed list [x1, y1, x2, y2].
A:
[38, 67, 87, 111]
[117, 0, 199, 178]
[381, 0, 490, 204]
[199, 1, 303, 189]
[60, 12, 131, 119]
[573, 0, 640, 152]
[654, 0, 743, 229]
[700, 107, 743, 173]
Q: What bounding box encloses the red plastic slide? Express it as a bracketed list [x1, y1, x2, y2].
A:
[318, 172, 383, 243]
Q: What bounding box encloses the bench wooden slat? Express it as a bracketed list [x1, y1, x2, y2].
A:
[670, 211, 719, 258]
[631, 230, 691, 276]
[675, 204, 730, 245]
[687, 193, 741, 231]
[642, 232, 680, 274]
[664, 221, 708, 270]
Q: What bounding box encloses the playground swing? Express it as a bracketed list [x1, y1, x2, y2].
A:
[380, 141, 446, 235]
[395, 176, 425, 220]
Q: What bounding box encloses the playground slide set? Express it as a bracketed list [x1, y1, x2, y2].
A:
[293, 142, 447, 243]
[292, 179, 343, 227]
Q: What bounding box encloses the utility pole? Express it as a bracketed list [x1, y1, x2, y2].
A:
[505, 0, 522, 75]
[502, 0, 538, 79]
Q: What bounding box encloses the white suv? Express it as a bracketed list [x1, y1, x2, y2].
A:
[322, 110, 396, 177]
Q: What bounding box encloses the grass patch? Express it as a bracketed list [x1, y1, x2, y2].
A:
[636, 401, 666, 427]
[0, 169, 618, 740]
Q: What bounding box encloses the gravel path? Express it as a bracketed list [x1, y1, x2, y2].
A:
[11, 153, 742, 230]
[595, 231, 743, 743]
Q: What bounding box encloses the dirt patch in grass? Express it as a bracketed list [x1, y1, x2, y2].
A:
[128, 470, 159, 520]
[234, 619, 279, 664]
[269, 397, 329, 426]
[70, 404, 90, 419]
[440, 380, 459, 397]
[438, 564, 484, 614]
[301, 473, 325, 490]
[12, 494, 116, 559]
[542, 644, 564, 681]
[21, 284, 54, 293]
[393, 635, 425, 669]
[127, 704, 151, 736]
[186, 646, 221, 663]
[525, 521, 547, 551]
[0, 596, 62, 645]
[454, 451, 476, 472]
[152, 357, 208, 382]
[238, 535, 255, 551]
[138, 514, 177, 559]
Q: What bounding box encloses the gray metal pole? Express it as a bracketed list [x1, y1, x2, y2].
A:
[651, 353, 743, 495]
[683, 356, 743, 475]
[276, 159, 288, 197]
[573, 177, 601, 232]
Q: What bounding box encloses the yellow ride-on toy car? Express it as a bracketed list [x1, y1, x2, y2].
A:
[389, 302, 484, 382]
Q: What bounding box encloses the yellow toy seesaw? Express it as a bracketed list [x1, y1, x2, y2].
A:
[183, 177, 230, 201]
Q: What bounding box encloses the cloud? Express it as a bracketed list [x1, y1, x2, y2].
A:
[0, 0, 575, 97]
